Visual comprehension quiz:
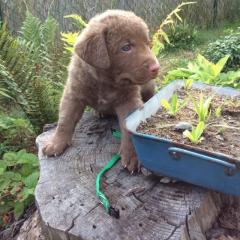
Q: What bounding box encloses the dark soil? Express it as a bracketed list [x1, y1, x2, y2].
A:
[138, 87, 240, 160]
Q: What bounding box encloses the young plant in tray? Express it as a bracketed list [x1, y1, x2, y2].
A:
[180, 92, 211, 144]
[214, 106, 222, 118]
[160, 93, 186, 116]
[183, 121, 205, 144]
[192, 93, 212, 122]
[184, 79, 193, 90]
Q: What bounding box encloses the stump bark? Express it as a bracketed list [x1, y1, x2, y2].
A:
[35, 113, 237, 240]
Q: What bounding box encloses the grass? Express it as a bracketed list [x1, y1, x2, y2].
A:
[157, 18, 240, 84]
[197, 19, 240, 47]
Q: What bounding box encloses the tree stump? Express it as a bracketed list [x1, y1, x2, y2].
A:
[35, 113, 237, 240]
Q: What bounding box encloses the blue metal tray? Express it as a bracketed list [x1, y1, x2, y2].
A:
[125, 80, 240, 196]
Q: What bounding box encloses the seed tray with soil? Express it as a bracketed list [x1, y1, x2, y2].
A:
[125, 80, 240, 195]
[138, 87, 240, 160]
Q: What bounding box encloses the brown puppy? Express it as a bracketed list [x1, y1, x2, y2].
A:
[43, 10, 159, 172]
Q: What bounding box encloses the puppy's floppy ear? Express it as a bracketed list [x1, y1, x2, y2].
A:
[74, 24, 110, 69]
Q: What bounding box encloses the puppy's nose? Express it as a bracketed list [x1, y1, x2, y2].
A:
[149, 62, 160, 74]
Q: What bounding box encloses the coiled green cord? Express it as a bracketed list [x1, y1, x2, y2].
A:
[95, 129, 121, 218]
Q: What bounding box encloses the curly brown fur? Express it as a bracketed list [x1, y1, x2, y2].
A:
[43, 10, 159, 172]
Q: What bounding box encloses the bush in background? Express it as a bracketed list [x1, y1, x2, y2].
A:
[164, 23, 198, 50]
[203, 30, 240, 71]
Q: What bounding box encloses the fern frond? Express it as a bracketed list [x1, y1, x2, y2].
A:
[151, 1, 196, 56]
[1, 13, 67, 131]
[0, 60, 21, 103]
[61, 14, 87, 53]
[61, 32, 79, 52]
[0, 88, 12, 99]
[19, 11, 41, 46]
[64, 14, 87, 29]
[41, 16, 58, 46]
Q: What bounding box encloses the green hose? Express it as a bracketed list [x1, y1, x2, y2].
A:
[95, 129, 121, 218]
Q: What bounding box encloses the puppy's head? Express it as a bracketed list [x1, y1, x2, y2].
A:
[75, 10, 159, 85]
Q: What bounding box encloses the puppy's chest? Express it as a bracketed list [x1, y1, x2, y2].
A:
[98, 88, 117, 109]
[90, 83, 118, 110]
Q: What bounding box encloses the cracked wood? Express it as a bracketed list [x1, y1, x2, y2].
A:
[35, 113, 234, 240]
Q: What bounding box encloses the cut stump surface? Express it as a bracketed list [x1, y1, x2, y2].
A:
[35, 113, 238, 240]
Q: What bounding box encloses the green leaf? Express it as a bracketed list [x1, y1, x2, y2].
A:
[0, 120, 9, 129]
[171, 94, 178, 113]
[16, 149, 27, 158]
[14, 201, 24, 219]
[0, 179, 11, 192]
[183, 121, 205, 144]
[161, 30, 170, 44]
[20, 10, 41, 46]
[18, 164, 34, 177]
[3, 152, 18, 166]
[64, 14, 87, 28]
[160, 99, 171, 110]
[195, 121, 205, 140]
[184, 79, 193, 89]
[23, 171, 39, 188]
[17, 152, 39, 167]
[203, 96, 212, 111]
[164, 53, 231, 86]
[0, 88, 12, 99]
[10, 182, 22, 195]
[41, 16, 58, 46]
[151, 38, 164, 56]
[4, 171, 21, 181]
[187, 63, 198, 73]
[61, 32, 79, 53]
[215, 55, 230, 75]
[215, 106, 222, 118]
[192, 93, 212, 122]
[160, 93, 185, 116]
[0, 203, 12, 215]
[0, 161, 7, 175]
[20, 187, 35, 201]
[183, 130, 194, 142]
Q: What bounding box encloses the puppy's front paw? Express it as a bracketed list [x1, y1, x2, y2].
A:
[42, 137, 70, 157]
[120, 146, 139, 173]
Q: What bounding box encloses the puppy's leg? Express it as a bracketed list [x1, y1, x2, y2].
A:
[43, 89, 86, 156]
[141, 80, 155, 103]
[115, 98, 143, 172]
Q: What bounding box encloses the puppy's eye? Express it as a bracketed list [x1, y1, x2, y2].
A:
[121, 43, 132, 52]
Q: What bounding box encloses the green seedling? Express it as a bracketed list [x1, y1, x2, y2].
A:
[184, 79, 193, 90]
[192, 93, 212, 122]
[183, 121, 205, 144]
[214, 106, 222, 118]
[218, 126, 226, 136]
[160, 93, 185, 116]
